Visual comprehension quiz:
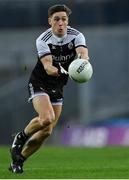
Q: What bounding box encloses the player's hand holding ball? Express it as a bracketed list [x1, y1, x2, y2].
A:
[68, 58, 93, 83]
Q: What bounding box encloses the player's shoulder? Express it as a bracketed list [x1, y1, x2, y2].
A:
[36, 28, 52, 42]
[67, 26, 81, 36]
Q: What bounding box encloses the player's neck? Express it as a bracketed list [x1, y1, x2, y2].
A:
[52, 33, 67, 43]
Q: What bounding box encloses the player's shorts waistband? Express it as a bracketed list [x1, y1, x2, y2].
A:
[28, 89, 63, 105]
[28, 83, 63, 105]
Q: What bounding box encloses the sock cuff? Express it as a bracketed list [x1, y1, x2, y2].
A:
[22, 130, 29, 139]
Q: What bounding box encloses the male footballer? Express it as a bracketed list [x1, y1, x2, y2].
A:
[9, 4, 89, 173]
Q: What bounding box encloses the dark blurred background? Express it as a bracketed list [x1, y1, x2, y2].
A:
[0, 0, 129, 146]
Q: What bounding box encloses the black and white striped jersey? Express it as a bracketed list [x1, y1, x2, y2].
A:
[29, 26, 87, 88]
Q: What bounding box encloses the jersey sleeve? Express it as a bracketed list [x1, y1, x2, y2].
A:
[75, 33, 87, 48]
[36, 39, 51, 58]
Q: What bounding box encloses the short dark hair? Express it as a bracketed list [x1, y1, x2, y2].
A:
[48, 4, 72, 17]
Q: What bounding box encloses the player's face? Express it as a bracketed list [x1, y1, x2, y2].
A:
[49, 12, 68, 37]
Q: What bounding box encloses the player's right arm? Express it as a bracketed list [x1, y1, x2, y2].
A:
[40, 55, 59, 76]
[36, 36, 59, 76]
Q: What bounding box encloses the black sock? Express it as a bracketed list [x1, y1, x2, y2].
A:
[17, 130, 29, 141]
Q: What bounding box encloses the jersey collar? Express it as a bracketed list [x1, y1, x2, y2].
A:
[52, 33, 67, 43]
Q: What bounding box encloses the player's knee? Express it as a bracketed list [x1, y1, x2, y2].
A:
[39, 112, 55, 128]
[38, 117, 51, 127]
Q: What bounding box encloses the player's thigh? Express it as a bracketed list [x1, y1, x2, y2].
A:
[52, 104, 62, 127]
[32, 95, 55, 120]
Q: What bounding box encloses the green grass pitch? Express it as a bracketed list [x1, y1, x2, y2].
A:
[0, 145, 129, 179]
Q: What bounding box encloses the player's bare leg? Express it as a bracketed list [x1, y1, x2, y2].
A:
[9, 95, 57, 173]
[25, 95, 55, 134]
[21, 104, 62, 158]
[22, 125, 53, 158]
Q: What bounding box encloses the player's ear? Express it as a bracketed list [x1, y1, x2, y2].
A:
[48, 18, 52, 26]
